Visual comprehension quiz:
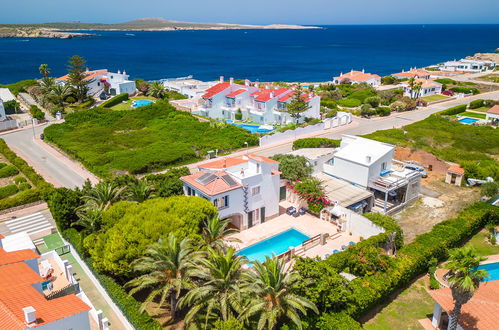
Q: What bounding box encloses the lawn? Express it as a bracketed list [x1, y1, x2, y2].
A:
[110, 95, 156, 111]
[44, 101, 259, 177]
[363, 112, 499, 180]
[458, 111, 486, 119]
[465, 229, 499, 257]
[478, 75, 499, 83]
[421, 94, 449, 102]
[471, 106, 491, 113]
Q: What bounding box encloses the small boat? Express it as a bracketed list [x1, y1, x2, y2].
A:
[125, 33, 135, 36]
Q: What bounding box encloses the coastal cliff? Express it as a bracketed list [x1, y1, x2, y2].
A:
[0, 27, 92, 39]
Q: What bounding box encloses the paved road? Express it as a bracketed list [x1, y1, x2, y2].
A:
[1, 124, 88, 188]
[3, 91, 499, 184]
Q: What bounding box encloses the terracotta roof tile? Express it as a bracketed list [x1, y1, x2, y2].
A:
[252, 88, 289, 102]
[487, 105, 499, 115]
[392, 69, 430, 78]
[0, 248, 38, 266]
[428, 280, 499, 330]
[447, 164, 465, 175]
[56, 69, 108, 82]
[181, 170, 242, 196]
[198, 157, 247, 170]
[226, 89, 247, 98]
[335, 71, 380, 82]
[278, 91, 313, 103]
[246, 154, 279, 164]
[202, 82, 231, 99]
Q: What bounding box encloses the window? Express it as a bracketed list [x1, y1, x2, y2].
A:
[251, 186, 260, 195]
[256, 163, 260, 173]
[214, 195, 229, 209]
[381, 162, 387, 171]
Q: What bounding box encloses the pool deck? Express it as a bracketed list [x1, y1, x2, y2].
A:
[481, 253, 499, 265]
[227, 212, 359, 260]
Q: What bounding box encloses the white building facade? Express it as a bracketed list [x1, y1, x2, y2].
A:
[439, 59, 496, 72]
[181, 154, 282, 230]
[400, 79, 442, 98]
[56, 69, 137, 97]
[194, 77, 321, 125]
[162, 77, 215, 99]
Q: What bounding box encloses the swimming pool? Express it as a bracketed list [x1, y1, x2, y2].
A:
[228, 121, 274, 134]
[458, 117, 479, 124]
[237, 228, 310, 263]
[477, 262, 499, 282]
[132, 100, 153, 108]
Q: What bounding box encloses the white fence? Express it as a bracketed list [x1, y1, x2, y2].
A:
[259, 112, 352, 147]
[347, 211, 385, 239]
[0, 119, 18, 132]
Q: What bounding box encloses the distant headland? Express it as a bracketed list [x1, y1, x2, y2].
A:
[0, 17, 321, 39]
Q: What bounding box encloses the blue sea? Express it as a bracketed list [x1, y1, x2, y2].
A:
[0, 25, 498, 84]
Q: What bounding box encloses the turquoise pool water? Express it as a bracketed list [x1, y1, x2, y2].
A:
[227, 121, 273, 134]
[458, 117, 479, 124]
[477, 262, 499, 282]
[237, 228, 310, 263]
[132, 100, 153, 108]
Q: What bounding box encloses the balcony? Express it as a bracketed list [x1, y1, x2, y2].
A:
[38, 251, 79, 299]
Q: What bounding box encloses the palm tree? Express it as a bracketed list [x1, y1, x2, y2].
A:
[179, 247, 247, 327]
[126, 179, 155, 203]
[50, 84, 71, 108]
[38, 77, 56, 106]
[148, 81, 166, 99]
[73, 207, 103, 234]
[241, 257, 318, 330]
[201, 216, 241, 250]
[81, 182, 124, 211]
[125, 235, 197, 320]
[445, 246, 489, 330]
[39, 64, 51, 78]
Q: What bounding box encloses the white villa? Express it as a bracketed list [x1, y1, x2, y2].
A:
[333, 70, 381, 87]
[56, 69, 137, 97]
[194, 77, 320, 125]
[391, 68, 431, 80]
[181, 154, 282, 230]
[439, 58, 496, 72]
[323, 135, 421, 214]
[0, 232, 106, 330]
[400, 78, 442, 98]
[163, 77, 215, 99]
[486, 105, 499, 124]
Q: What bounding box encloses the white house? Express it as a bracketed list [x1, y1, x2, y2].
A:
[485, 105, 499, 124]
[400, 78, 442, 98]
[391, 68, 431, 80]
[333, 70, 381, 87]
[439, 58, 496, 72]
[181, 154, 282, 230]
[0, 98, 7, 120]
[0, 232, 98, 330]
[288, 148, 336, 174]
[323, 135, 421, 214]
[194, 77, 321, 125]
[163, 77, 215, 99]
[56, 69, 137, 97]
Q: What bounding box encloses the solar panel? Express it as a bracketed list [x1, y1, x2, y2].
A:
[221, 174, 238, 187]
[196, 173, 217, 185]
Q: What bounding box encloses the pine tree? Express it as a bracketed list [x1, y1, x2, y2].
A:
[285, 84, 311, 123]
[67, 55, 91, 102]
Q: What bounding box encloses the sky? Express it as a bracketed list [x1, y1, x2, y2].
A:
[4, 0, 499, 25]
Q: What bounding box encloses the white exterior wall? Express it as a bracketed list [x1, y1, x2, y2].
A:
[325, 157, 370, 188]
[0, 100, 6, 120]
[34, 311, 90, 330]
[367, 151, 394, 181]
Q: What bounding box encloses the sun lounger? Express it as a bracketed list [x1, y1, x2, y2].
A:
[349, 241, 356, 245]
[333, 249, 340, 254]
[341, 245, 347, 250]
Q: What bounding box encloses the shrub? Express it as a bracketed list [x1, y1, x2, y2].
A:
[390, 100, 407, 112]
[315, 312, 362, 330]
[0, 80, 38, 96]
[29, 105, 45, 121]
[78, 99, 95, 109]
[360, 104, 372, 116]
[325, 108, 338, 118]
[235, 108, 242, 120]
[145, 167, 190, 197]
[0, 163, 6, 169]
[0, 165, 19, 178]
[3, 100, 20, 114]
[450, 87, 479, 95]
[0, 189, 42, 210]
[46, 188, 83, 231]
[437, 104, 466, 116]
[376, 106, 391, 116]
[100, 93, 129, 108]
[13, 176, 26, 185]
[321, 99, 338, 108]
[469, 99, 484, 109]
[270, 154, 313, 181]
[483, 99, 497, 107]
[481, 181, 499, 197]
[0, 184, 19, 199]
[18, 182, 31, 191]
[337, 98, 361, 108]
[381, 76, 397, 85]
[287, 178, 332, 213]
[364, 96, 381, 108]
[293, 138, 339, 150]
[65, 95, 77, 104]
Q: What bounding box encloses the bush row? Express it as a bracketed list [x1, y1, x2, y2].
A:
[0, 165, 19, 178]
[292, 138, 340, 150]
[450, 86, 480, 95]
[100, 93, 129, 108]
[62, 228, 163, 330]
[469, 99, 484, 109]
[0, 184, 18, 199]
[437, 104, 466, 116]
[295, 202, 498, 327]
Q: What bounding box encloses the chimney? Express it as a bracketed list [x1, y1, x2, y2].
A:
[229, 77, 234, 85]
[366, 156, 371, 163]
[254, 82, 259, 88]
[351, 69, 353, 73]
[23, 306, 36, 325]
[85, 67, 89, 72]
[123, 70, 127, 75]
[118, 70, 121, 74]
[219, 76, 224, 83]
[244, 79, 250, 86]
[362, 68, 365, 73]
[340, 72, 343, 76]
[270, 91, 274, 98]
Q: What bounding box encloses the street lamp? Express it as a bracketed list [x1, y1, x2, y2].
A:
[30, 116, 36, 139]
[244, 141, 249, 154]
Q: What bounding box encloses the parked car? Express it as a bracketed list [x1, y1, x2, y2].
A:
[442, 90, 454, 96]
[405, 165, 428, 178]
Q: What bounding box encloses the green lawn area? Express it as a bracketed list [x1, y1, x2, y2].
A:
[37, 232, 65, 254]
[458, 112, 486, 119]
[464, 229, 499, 257]
[471, 106, 491, 113]
[478, 75, 499, 83]
[44, 101, 259, 177]
[422, 94, 449, 102]
[109, 96, 156, 111]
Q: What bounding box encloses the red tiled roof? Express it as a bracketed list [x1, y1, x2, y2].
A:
[335, 71, 380, 82]
[226, 89, 247, 98]
[202, 82, 231, 99]
[447, 164, 465, 175]
[0, 255, 91, 328]
[252, 88, 290, 102]
[278, 91, 313, 102]
[392, 69, 430, 78]
[181, 170, 242, 196]
[428, 280, 499, 330]
[199, 157, 247, 170]
[0, 248, 38, 266]
[246, 154, 279, 164]
[56, 69, 108, 82]
[487, 105, 499, 115]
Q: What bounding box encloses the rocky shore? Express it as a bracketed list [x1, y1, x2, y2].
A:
[0, 27, 93, 39]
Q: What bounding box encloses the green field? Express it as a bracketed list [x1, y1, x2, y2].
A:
[44, 101, 259, 177]
[110, 96, 156, 111]
[421, 94, 449, 102]
[458, 112, 486, 119]
[471, 106, 491, 113]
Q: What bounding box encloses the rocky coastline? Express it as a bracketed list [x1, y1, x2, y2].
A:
[0, 28, 93, 39]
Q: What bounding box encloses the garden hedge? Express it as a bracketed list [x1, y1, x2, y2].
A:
[294, 202, 498, 326]
[0, 165, 19, 178]
[100, 93, 129, 108]
[436, 104, 466, 116]
[450, 87, 479, 95]
[63, 228, 162, 330]
[469, 99, 484, 109]
[292, 138, 340, 150]
[0, 184, 19, 199]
